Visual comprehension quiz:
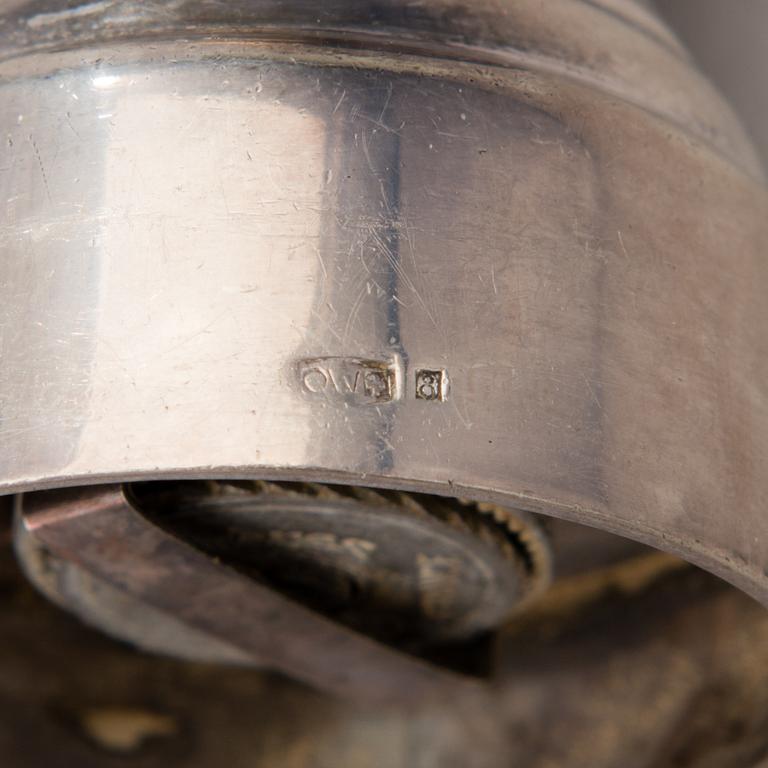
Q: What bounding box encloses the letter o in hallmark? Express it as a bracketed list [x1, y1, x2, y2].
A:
[301, 366, 329, 394]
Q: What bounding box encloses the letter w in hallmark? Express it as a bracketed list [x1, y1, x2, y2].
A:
[297, 357, 400, 405]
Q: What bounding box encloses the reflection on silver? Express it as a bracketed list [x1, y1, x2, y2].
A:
[0, 1, 767, 607]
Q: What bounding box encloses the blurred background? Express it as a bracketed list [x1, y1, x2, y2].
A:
[655, 0, 768, 168]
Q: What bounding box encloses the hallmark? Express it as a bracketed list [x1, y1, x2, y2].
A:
[297, 357, 398, 404]
[415, 369, 449, 402]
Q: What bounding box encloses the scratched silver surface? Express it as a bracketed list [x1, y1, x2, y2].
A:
[1, 1, 767, 604]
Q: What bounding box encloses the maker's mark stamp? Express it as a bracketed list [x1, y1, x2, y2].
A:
[296, 357, 449, 404]
[298, 357, 397, 404]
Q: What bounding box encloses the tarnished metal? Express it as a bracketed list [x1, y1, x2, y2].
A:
[129, 480, 553, 647]
[20, 483, 490, 704]
[16, 480, 554, 679]
[4, 508, 768, 768]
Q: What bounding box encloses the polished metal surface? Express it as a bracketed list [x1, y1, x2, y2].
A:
[1, 0, 767, 610]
